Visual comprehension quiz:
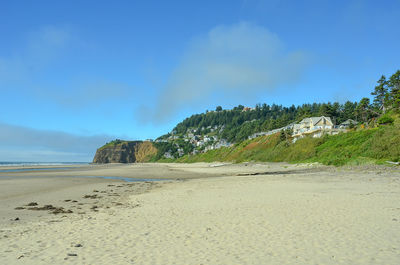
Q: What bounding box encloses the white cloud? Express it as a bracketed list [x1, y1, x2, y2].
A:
[148, 22, 310, 121]
[0, 150, 90, 162]
[0, 122, 114, 162]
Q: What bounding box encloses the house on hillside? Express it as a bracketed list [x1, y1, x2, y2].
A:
[292, 116, 343, 142]
[242, 107, 254, 112]
[164, 151, 174, 159]
[197, 140, 204, 147]
[339, 119, 357, 129]
[177, 148, 184, 157]
[293, 116, 333, 134]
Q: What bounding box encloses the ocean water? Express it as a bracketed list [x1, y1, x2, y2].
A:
[0, 162, 168, 182]
[0, 162, 89, 167]
[0, 167, 82, 173]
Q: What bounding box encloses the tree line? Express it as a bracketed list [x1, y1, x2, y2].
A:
[162, 70, 400, 144]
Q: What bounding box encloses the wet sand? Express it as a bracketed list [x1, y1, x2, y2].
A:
[0, 162, 399, 264]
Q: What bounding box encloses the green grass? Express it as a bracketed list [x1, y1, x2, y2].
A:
[173, 122, 400, 166]
[98, 139, 125, 150]
[308, 125, 400, 165]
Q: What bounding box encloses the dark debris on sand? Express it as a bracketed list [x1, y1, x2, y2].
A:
[26, 204, 73, 214]
[83, 194, 101, 199]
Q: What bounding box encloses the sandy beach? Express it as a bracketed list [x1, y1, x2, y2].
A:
[1, 162, 400, 264]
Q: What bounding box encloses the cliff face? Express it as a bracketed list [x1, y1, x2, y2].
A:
[92, 141, 157, 163]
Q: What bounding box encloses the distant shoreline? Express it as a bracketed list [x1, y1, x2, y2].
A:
[0, 161, 90, 167]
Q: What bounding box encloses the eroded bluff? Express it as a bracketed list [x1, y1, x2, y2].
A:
[92, 141, 157, 163]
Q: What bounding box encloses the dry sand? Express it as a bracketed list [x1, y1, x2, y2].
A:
[0, 163, 400, 264]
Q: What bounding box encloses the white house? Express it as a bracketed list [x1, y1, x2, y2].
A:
[292, 116, 340, 142]
[293, 116, 333, 135]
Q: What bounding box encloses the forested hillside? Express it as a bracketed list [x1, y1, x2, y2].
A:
[171, 101, 358, 143]
[176, 70, 398, 142]
[152, 70, 400, 160]
[175, 120, 400, 166]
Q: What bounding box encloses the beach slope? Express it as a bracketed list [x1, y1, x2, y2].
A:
[0, 163, 399, 264]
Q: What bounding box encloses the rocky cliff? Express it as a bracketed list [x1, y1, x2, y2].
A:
[92, 140, 157, 163]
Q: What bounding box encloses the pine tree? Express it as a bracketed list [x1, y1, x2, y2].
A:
[371, 75, 389, 112]
[388, 70, 400, 111]
[355, 98, 370, 123]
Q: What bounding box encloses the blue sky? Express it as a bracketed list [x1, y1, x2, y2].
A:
[0, 0, 399, 161]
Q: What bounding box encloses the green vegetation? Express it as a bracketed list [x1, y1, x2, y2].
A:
[309, 124, 400, 165]
[176, 120, 400, 166]
[153, 70, 400, 165]
[167, 101, 358, 143]
[99, 139, 125, 150]
[377, 114, 394, 125]
[158, 70, 400, 149]
[150, 140, 194, 161]
[96, 70, 400, 166]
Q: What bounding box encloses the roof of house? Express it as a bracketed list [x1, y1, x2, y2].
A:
[340, 119, 357, 125]
[300, 116, 333, 126]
